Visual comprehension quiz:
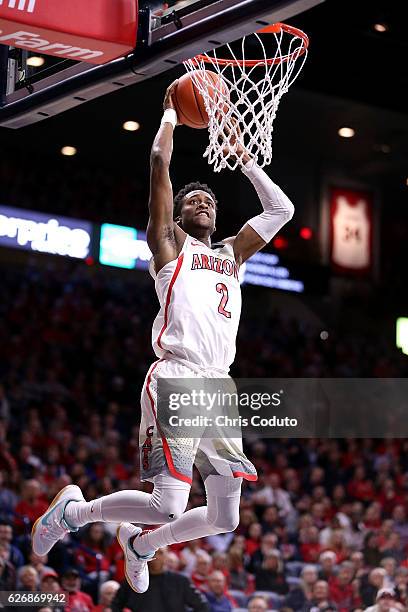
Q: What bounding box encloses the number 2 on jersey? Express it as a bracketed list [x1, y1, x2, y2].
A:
[216, 283, 231, 318]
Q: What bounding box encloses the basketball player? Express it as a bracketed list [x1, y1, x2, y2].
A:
[32, 80, 295, 593]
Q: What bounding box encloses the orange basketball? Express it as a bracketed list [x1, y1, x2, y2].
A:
[174, 70, 229, 129]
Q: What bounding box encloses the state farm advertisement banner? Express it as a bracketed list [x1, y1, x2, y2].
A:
[330, 187, 373, 275]
[0, 0, 138, 64]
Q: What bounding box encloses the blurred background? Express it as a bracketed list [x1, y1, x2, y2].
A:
[0, 0, 408, 611]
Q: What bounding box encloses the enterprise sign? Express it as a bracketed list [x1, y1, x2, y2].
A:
[99, 223, 304, 293]
[0, 205, 92, 259]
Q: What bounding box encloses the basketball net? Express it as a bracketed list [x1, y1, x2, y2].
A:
[184, 23, 309, 172]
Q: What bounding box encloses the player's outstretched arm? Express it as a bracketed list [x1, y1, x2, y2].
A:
[147, 80, 185, 273]
[232, 159, 295, 264]
[219, 121, 294, 265]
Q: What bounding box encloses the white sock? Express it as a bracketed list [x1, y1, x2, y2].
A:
[64, 473, 190, 528]
[133, 475, 242, 556]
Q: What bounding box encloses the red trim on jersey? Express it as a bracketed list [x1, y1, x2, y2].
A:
[157, 253, 184, 349]
[232, 471, 258, 481]
[161, 437, 193, 484]
[145, 358, 193, 485]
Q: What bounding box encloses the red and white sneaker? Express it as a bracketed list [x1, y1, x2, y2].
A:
[31, 485, 84, 556]
[116, 523, 155, 593]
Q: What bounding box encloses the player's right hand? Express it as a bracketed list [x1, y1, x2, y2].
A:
[163, 80, 181, 124]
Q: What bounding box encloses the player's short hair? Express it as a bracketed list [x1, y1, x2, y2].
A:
[173, 181, 218, 219]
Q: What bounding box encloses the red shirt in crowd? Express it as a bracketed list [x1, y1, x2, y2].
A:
[347, 479, 375, 502]
[329, 580, 361, 612]
[65, 590, 94, 612]
[14, 499, 48, 531]
[300, 542, 322, 562]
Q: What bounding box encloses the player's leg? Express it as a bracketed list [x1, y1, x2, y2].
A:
[64, 470, 190, 527]
[131, 473, 242, 556]
[31, 470, 190, 557]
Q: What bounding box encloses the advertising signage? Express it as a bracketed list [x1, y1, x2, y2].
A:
[0, 204, 93, 259]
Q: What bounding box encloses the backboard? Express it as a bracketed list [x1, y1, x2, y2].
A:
[0, 0, 323, 128]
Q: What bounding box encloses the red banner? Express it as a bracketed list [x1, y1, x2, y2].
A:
[330, 187, 373, 276]
[0, 0, 138, 64]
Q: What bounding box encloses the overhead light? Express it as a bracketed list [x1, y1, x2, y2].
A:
[61, 146, 77, 157]
[123, 121, 140, 132]
[405, 178, 408, 187]
[338, 127, 355, 138]
[27, 56, 45, 67]
[374, 23, 387, 32]
[320, 331, 329, 340]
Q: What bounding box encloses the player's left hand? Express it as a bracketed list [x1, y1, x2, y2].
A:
[163, 80, 182, 125]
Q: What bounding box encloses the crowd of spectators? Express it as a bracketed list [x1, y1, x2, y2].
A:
[1, 261, 408, 611]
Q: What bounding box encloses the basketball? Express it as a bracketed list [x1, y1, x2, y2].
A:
[174, 70, 229, 129]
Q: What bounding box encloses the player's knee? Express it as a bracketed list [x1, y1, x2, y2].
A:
[208, 510, 240, 533]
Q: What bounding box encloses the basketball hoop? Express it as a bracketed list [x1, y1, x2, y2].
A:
[183, 23, 309, 172]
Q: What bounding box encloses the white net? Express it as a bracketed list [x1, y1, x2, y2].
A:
[183, 24, 308, 172]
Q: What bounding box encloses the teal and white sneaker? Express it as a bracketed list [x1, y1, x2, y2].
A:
[31, 485, 84, 556]
[116, 523, 155, 593]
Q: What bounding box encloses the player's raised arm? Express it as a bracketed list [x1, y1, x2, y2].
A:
[147, 80, 185, 272]
[219, 122, 295, 265]
[232, 158, 295, 264]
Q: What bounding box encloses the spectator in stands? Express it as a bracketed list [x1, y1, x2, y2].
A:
[329, 561, 361, 611]
[94, 580, 120, 612]
[247, 533, 278, 573]
[254, 549, 289, 595]
[0, 470, 17, 520]
[40, 570, 61, 594]
[360, 568, 387, 607]
[252, 474, 294, 523]
[394, 568, 408, 608]
[203, 570, 236, 612]
[212, 552, 230, 583]
[303, 579, 337, 611]
[164, 550, 180, 571]
[350, 551, 366, 579]
[180, 539, 205, 575]
[111, 548, 209, 611]
[75, 523, 111, 582]
[363, 587, 400, 612]
[363, 533, 383, 568]
[246, 523, 263, 556]
[284, 564, 318, 610]
[319, 551, 337, 582]
[14, 479, 48, 533]
[227, 545, 251, 592]
[391, 506, 408, 548]
[18, 565, 39, 591]
[380, 532, 403, 563]
[348, 467, 375, 503]
[380, 558, 397, 589]
[248, 595, 269, 611]
[0, 521, 24, 568]
[192, 550, 213, 590]
[261, 505, 283, 534]
[28, 551, 55, 580]
[300, 526, 322, 563]
[0, 542, 16, 589]
[61, 568, 94, 612]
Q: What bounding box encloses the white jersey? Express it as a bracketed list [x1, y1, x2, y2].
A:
[332, 196, 370, 269]
[149, 234, 241, 373]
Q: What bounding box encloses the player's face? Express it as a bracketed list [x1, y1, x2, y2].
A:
[180, 190, 216, 235]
